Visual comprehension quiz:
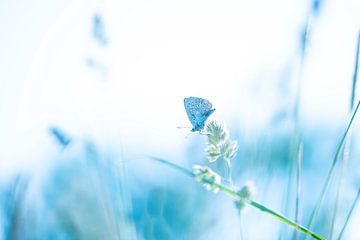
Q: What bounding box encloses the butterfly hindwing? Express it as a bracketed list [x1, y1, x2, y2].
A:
[184, 97, 215, 132]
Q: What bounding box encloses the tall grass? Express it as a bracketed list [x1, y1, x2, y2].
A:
[306, 30, 360, 239]
[328, 30, 359, 239]
[151, 157, 324, 240]
[305, 100, 360, 236]
[334, 30, 360, 240]
[337, 188, 360, 239]
[285, 1, 320, 238]
[3, 176, 28, 240]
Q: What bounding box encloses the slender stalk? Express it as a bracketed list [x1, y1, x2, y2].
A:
[239, 214, 245, 240]
[327, 31, 360, 239]
[7, 176, 29, 240]
[337, 187, 360, 240]
[247, 199, 323, 240]
[306, 100, 360, 233]
[283, 148, 295, 238]
[209, 178, 324, 240]
[85, 144, 120, 239]
[150, 157, 325, 240]
[283, 3, 313, 238]
[293, 143, 303, 240]
[350, 31, 360, 110]
[329, 140, 349, 240]
[150, 157, 195, 178]
[332, 30, 360, 240]
[226, 159, 234, 188]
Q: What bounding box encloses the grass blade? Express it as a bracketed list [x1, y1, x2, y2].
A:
[329, 30, 360, 239]
[150, 157, 325, 240]
[292, 143, 303, 240]
[306, 100, 360, 235]
[350, 31, 360, 110]
[337, 187, 360, 239]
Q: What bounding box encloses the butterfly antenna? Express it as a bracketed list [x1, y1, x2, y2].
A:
[199, 130, 209, 136]
[176, 126, 193, 138]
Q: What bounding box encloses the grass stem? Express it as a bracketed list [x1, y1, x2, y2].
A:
[226, 160, 234, 188]
[337, 187, 360, 239]
[350, 31, 360, 110]
[306, 100, 360, 235]
[292, 143, 303, 240]
[150, 157, 325, 240]
[239, 214, 245, 240]
[325, 30, 360, 239]
[334, 30, 360, 240]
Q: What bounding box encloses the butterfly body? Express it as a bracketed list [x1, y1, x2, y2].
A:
[184, 97, 215, 132]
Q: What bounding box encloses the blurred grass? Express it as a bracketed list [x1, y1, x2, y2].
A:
[1, 1, 360, 239]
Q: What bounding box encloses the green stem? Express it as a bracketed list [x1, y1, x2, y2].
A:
[335, 32, 360, 240]
[329, 137, 351, 240]
[337, 187, 360, 240]
[216, 183, 324, 240]
[330, 31, 360, 239]
[293, 142, 303, 240]
[306, 100, 360, 234]
[239, 214, 245, 240]
[226, 159, 234, 188]
[150, 157, 325, 240]
[350, 31, 360, 110]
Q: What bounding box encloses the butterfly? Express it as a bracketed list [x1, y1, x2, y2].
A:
[184, 97, 215, 132]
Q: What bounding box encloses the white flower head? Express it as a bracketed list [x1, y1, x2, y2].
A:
[193, 165, 221, 193]
[204, 121, 238, 163]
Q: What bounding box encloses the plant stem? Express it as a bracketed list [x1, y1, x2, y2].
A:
[293, 143, 303, 240]
[150, 157, 325, 240]
[334, 31, 360, 240]
[239, 214, 245, 240]
[337, 187, 360, 240]
[329, 30, 360, 239]
[306, 100, 360, 234]
[226, 159, 234, 188]
[329, 136, 351, 240]
[350, 31, 360, 110]
[150, 157, 195, 178]
[210, 180, 324, 240]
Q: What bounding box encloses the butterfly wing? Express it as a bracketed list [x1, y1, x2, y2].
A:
[184, 97, 202, 128]
[184, 97, 215, 131]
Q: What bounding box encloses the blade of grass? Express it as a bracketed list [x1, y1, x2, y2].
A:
[150, 157, 325, 240]
[337, 187, 360, 239]
[334, 30, 360, 240]
[85, 143, 121, 239]
[239, 214, 245, 240]
[306, 100, 360, 236]
[6, 176, 29, 240]
[285, 2, 317, 237]
[350, 31, 360, 110]
[328, 30, 360, 239]
[329, 139, 350, 240]
[114, 141, 138, 239]
[292, 143, 303, 240]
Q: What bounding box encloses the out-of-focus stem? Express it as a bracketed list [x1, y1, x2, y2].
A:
[150, 157, 325, 240]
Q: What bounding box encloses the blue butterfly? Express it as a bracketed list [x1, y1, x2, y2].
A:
[184, 97, 215, 132]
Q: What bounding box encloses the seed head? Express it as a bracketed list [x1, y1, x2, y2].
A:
[205, 121, 238, 163]
[193, 165, 221, 193]
[235, 181, 256, 213]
